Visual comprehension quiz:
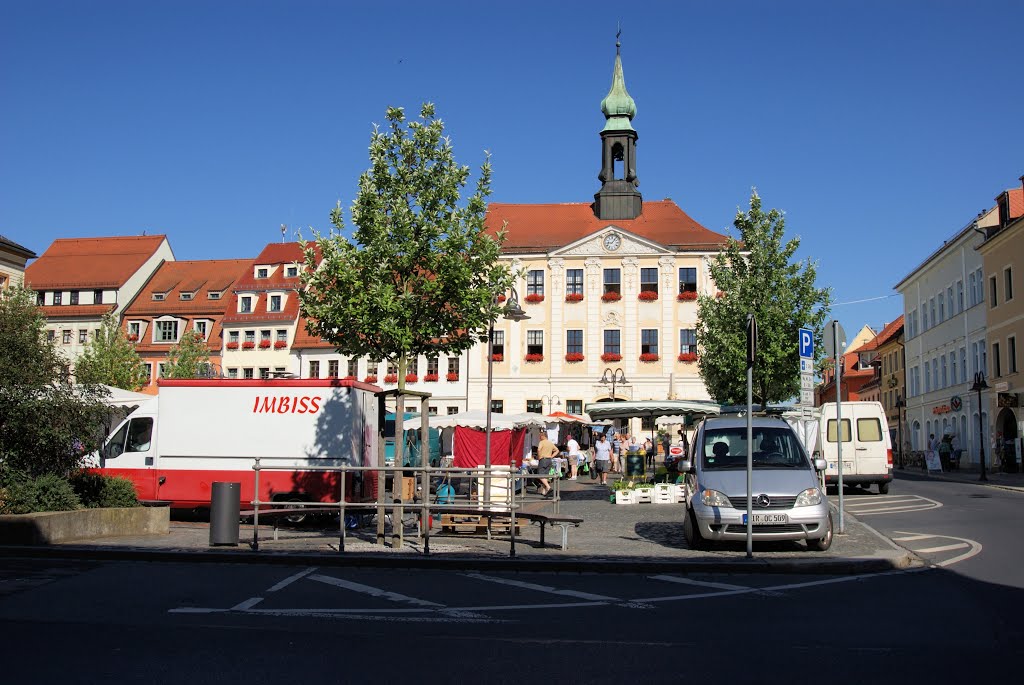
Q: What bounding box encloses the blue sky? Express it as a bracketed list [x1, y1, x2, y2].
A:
[3, 0, 1022, 346]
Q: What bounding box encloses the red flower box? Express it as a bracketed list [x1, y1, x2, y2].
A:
[404, 373, 419, 383]
[446, 372, 459, 382]
[677, 291, 698, 301]
[601, 291, 621, 302]
[678, 352, 698, 363]
[565, 293, 584, 303]
[274, 340, 287, 349]
[383, 374, 398, 384]
[424, 373, 439, 382]
[565, 352, 584, 362]
[640, 353, 659, 363]
[638, 291, 659, 301]
[127, 333, 139, 342]
[524, 353, 544, 363]
[490, 353, 503, 362]
[601, 353, 622, 362]
[364, 375, 378, 383]
[259, 340, 272, 349]
[226, 341, 239, 350]
[342, 375, 357, 380]
[242, 341, 255, 350]
[524, 293, 545, 304]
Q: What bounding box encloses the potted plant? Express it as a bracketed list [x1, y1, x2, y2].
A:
[342, 375, 357, 381]
[524, 353, 544, 363]
[565, 352, 584, 363]
[226, 341, 239, 350]
[565, 293, 584, 303]
[127, 333, 139, 342]
[273, 340, 287, 349]
[524, 293, 545, 304]
[601, 352, 622, 363]
[640, 352, 659, 363]
[364, 374, 378, 383]
[383, 373, 398, 384]
[677, 291, 698, 301]
[446, 372, 459, 382]
[242, 341, 255, 350]
[404, 373, 418, 383]
[601, 291, 621, 302]
[611, 478, 637, 504]
[258, 339, 272, 349]
[424, 373, 439, 382]
[678, 352, 698, 363]
[638, 290, 658, 302]
[490, 353, 503, 362]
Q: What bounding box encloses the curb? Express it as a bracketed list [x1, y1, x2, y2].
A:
[897, 469, 1024, 494]
[0, 543, 914, 575]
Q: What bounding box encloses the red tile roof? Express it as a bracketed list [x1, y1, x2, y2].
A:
[123, 259, 250, 317]
[25, 235, 169, 289]
[36, 304, 116, 319]
[1008, 188, 1024, 219]
[850, 315, 904, 354]
[291, 317, 335, 350]
[223, 242, 305, 325]
[485, 200, 729, 252]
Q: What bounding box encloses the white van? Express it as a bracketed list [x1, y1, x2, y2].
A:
[816, 401, 893, 494]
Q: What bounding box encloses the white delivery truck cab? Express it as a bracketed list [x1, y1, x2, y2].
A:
[816, 401, 893, 494]
[89, 378, 381, 509]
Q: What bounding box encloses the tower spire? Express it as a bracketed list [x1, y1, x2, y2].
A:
[594, 30, 642, 221]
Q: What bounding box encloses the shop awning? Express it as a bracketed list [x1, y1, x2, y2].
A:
[584, 400, 720, 421]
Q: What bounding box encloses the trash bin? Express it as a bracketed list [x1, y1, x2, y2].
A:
[625, 452, 645, 477]
[209, 481, 241, 546]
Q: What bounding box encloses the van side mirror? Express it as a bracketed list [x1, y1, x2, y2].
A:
[679, 459, 693, 473]
[814, 458, 827, 472]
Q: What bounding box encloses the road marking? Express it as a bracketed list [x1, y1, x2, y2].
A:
[830, 494, 943, 516]
[892, 534, 937, 542]
[915, 543, 970, 554]
[267, 567, 317, 593]
[846, 497, 921, 506]
[309, 574, 445, 608]
[846, 503, 942, 515]
[462, 573, 619, 601]
[230, 597, 264, 611]
[649, 575, 751, 591]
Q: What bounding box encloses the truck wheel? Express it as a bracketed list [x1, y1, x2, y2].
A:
[278, 496, 309, 525]
[877, 482, 890, 495]
[808, 512, 834, 551]
[683, 507, 706, 551]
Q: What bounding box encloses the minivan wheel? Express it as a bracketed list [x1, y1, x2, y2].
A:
[877, 482, 890, 495]
[683, 507, 707, 551]
[808, 512, 833, 551]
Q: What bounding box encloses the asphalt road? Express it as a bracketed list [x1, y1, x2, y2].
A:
[1, 471, 1020, 683]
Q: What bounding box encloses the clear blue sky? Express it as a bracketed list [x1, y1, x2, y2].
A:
[3, 1, 1022, 345]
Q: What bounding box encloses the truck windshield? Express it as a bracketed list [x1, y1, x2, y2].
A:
[701, 427, 809, 470]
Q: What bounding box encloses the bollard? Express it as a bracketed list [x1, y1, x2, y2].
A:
[209, 481, 241, 546]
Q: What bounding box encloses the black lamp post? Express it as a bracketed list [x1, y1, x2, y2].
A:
[970, 372, 989, 482]
[895, 393, 905, 470]
[599, 367, 628, 400]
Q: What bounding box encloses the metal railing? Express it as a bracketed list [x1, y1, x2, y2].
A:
[249, 458, 562, 557]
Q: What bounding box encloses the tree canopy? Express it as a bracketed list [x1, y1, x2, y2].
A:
[0, 285, 108, 477]
[75, 311, 148, 391]
[696, 190, 831, 409]
[163, 330, 212, 379]
[298, 103, 513, 386]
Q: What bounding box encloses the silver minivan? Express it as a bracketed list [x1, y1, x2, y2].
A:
[682, 415, 833, 551]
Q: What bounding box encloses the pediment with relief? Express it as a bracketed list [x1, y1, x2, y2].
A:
[552, 228, 673, 257]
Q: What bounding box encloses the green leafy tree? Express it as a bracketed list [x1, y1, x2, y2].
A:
[0, 285, 108, 478]
[299, 103, 514, 383]
[696, 190, 831, 410]
[75, 311, 148, 391]
[163, 331, 212, 379]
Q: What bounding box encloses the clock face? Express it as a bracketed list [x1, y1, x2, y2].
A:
[603, 233, 621, 251]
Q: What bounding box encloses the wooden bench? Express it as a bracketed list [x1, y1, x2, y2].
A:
[435, 506, 583, 550]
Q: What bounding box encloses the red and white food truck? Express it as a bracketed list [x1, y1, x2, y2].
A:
[88, 379, 380, 509]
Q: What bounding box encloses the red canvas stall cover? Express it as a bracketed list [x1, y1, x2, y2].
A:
[452, 426, 526, 467]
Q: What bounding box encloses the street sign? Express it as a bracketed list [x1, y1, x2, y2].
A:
[746, 314, 757, 369]
[799, 328, 813, 359]
[800, 389, 815, 406]
[800, 358, 812, 373]
[823, 320, 847, 360]
[800, 374, 814, 390]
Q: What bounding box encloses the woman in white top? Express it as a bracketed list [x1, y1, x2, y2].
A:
[566, 437, 581, 480]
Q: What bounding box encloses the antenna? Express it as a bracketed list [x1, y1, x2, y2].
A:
[280, 224, 287, 243]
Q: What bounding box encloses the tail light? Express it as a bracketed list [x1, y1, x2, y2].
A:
[886, 448, 893, 467]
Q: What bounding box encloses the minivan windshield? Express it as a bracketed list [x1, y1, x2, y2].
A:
[701, 426, 810, 470]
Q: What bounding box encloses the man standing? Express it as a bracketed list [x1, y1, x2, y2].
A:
[593, 433, 612, 485]
[536, 434, 559, 497]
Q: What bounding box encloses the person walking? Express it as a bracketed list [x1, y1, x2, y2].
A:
[536, 434, 559, 496]
[566, 435, 582, 480]
[593, 433, 613, 485]
[644, 437, 656, 468]
[611, 432, 623, 473]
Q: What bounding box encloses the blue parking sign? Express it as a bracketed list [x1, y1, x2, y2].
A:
[799, 328, 813, 358]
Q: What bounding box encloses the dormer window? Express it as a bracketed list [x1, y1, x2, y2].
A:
[286, 265, 298, 278]
[70, 291, 80, 305]
[180, 292, 194, 301]
[269, 295, 282, 312]
[37, 291, 45, 306]
[155, 320, 178, 343]
[152, 293, 166, 301]
[128, 322, 141, 339]
[240, 296, 252, 313]
[194, 320, 208, 339]
[257, 268, 269, 279]
[93, 289, 103, 304]
[53, 292, 62, 305]
[208, 291, 221, 300]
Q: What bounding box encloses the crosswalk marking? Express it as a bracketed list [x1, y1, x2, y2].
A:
[462, 572, 619, 601]
[914, 543, 970, 554]
[649, 575, 750, 591]
[310, 574, 445, 608]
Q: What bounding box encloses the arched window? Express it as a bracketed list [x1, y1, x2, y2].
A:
[611, 142, 624, 180]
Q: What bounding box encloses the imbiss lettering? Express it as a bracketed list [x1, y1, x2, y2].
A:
[252, 396, 323, 414]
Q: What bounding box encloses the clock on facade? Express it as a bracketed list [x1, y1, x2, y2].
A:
[603, 233, 621, 251]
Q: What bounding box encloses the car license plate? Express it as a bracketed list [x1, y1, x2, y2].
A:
[742, 513, 789, 525]
[828, 462, 853, 471]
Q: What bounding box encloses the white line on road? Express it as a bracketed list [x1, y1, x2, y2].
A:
[844, 497, 923, 506]
[893, 531, 983, 567]
[267, 567, 317, 593]
[462, 572, 619, 601]
[648, 575, 751, 591]
[915, 543, 970, 554]
[309, 574, 445, 608]
[230, 597, 264, 611]
[892, 534, 938, 542]
[848, 503, 943, 516]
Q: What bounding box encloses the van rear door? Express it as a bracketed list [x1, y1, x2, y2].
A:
[851, 406, 889, 478]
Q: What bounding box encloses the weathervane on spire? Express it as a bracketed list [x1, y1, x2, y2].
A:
[616, 23, 621, 52]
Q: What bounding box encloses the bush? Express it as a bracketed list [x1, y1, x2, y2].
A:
[68, 471, 139, 508]
[0, 472, 81, 514]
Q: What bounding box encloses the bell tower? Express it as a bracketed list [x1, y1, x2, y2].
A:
[594, 33, 642, 221]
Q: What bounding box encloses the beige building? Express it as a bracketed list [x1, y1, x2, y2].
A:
[976, 179, 1023, 471]
[0, 235, 36, 290]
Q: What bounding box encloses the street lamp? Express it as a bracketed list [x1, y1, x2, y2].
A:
[970, 372, 989, 482]
[484, 288, 529, 505]
[542, 394, 561, 411]
[599, 367, 628, 400]
[895, 393, 905, 470]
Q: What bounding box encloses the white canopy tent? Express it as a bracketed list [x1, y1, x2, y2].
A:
[401, 410, 548, 432]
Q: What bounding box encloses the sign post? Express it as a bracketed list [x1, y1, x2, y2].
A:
[798, 327, 814, 409]
[745, 314, 756, 559]
[824, 320, 848, 535]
